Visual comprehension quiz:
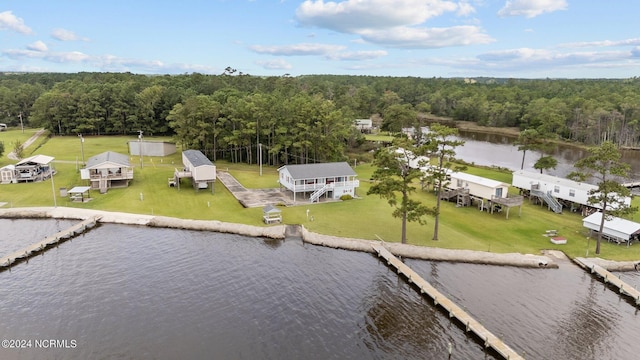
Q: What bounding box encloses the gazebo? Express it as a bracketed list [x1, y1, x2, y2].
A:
[262, 205, 282, 224]
[68, 186, 91, 202]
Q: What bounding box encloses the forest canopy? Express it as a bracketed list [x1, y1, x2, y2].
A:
[2, 72, 640, 165]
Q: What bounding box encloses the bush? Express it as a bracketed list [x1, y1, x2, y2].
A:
[340, 194, 353, 201]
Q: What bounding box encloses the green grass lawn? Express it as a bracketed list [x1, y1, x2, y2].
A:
[1, 130, 639, 262]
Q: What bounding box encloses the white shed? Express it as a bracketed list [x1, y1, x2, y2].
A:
[583, 212, 640, 244]
[181, 150, 216, 189]
[129, 140, 177, 156]
[0, 165, 16, 184]
[448, 172, 509, 200]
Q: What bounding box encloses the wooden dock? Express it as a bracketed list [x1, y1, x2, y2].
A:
[574, 258, 640, 307]
[0, 216, 100, 270]
[372, 244, 524, 360]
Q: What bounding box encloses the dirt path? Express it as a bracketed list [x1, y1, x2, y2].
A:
[7, 128, 46, 160]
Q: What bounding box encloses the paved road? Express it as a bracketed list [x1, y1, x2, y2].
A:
[7, 128, 46, 160]
[216, 171, 294, 208]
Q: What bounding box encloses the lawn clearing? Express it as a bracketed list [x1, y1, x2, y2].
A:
[1, 130, 639, 261]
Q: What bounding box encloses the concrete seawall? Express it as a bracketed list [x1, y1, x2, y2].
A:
[0, 207, 557, 268]
[300, 225, 557, 268]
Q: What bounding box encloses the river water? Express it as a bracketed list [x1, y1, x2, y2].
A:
[1, 219, 640, 359]
[455, 130, 640, 180]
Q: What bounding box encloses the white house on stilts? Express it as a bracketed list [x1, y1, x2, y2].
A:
[278, 162, 359, 203]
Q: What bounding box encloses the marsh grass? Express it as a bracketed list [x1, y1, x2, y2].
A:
[1, 131, 639, 261]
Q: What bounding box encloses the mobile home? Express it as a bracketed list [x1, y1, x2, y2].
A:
[448, 172, 509, 200]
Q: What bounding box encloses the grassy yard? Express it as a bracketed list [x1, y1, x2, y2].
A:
[1, 130, 639, 262]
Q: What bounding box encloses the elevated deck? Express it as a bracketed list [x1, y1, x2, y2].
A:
[372, 244, 524, 360]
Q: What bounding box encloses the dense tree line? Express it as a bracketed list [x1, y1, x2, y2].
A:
[2, 72, 640, 164]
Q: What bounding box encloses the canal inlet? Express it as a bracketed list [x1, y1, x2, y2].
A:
[0, 216, 100, 271]
[372, 243, 524, 360]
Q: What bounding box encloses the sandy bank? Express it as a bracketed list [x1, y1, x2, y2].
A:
[0, 206, 603, 269]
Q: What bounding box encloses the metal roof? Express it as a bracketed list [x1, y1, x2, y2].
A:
[16, 154, 54, 165]
[583, 212, 640, 237]
[279, 162, 356, 179]
[512, 170, 596, 191]
[86, 151, 130, 169]
[183, 150, 213, 167]
[450, 171, 508, 188]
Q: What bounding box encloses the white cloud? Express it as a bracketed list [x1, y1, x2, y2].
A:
[51, 28, 88, 41]
[325, 50, 388, 61]
[471, 47, 635, 72]
[296, 0, 460, 33]
[295, 1, 489, 49]
[360, 26, 494, 48]
[559, 38, 640, 49]
[3, 48, 92, 63]
[1, 47, 217, 74]
[27, 40, 48, 52]
[456, 1, 476, 16]
[255, 59, 293, 70]
[0, 11, 33, 34]
[498, 0, 568, 18]
[249, 43, 346, 56]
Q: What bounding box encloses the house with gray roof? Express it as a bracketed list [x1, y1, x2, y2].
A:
[176, 149, 216, 190]
[81, 151, 133, 192]
[278, 162, 359, 202]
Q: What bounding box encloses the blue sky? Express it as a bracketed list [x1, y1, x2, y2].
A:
[1, 0, 639, 78]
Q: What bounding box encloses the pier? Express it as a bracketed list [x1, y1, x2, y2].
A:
[574, 258, 640, 307]
[0, 216, 100, 270]
[372, 243, 524, 360]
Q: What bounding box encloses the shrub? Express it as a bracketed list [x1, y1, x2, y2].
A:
[340, 194, 353, 201]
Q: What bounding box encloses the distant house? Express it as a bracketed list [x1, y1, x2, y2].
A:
[512, 170, 631, 214]
[583, 211, 640, 245]
[15, 155, 55, 182]
[128, 140, 177, 157]
[278, 162, 359, 203]
[0, 123, 7, 131]
[354, 119, 373, 133]
[394, 148, 430, 170]
[448, 172, 509, 200]
[0, 165, 16, 184]
[81, 151, 133, 192]
[177, 149, 216, 190]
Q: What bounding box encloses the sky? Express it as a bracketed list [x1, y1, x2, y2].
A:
[0, 0, 639, 78]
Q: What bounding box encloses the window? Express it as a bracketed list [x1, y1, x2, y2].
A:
[554, 185, 560, 193]
[457, 179, 463, 187]
[569, 189, 575, 197]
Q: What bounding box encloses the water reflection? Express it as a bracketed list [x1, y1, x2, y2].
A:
[456, 130, 640, 180]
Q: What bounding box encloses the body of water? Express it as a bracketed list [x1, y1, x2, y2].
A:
[455, 130, 640, 180]
[2, 220, 640, 359]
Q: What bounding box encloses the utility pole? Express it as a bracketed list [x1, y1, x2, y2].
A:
[79, 134, 85, 166]
[138, 130, 144, 169]
[259, 143, 263, 176]
[18, 112, 24, 133]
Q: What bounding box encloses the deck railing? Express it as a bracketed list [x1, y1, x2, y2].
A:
[291, 180, 359, 192]
[89, 169, 134, 181]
